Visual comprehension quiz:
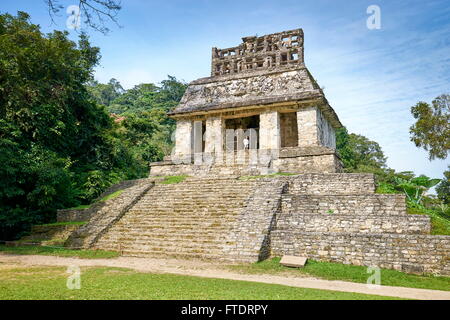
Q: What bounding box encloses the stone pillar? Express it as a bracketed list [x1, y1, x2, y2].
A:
[204, 117, 224, 164]
[316, 109, 337, 149]
[297, 106, 319, 147]
[173, 119, 192, 163]
[192, 120, 203, 165]
[259, 111, 280, 150]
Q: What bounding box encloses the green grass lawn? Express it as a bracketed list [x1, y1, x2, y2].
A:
[0, 245, 119, 259]
[35, 221, 87, 227]
[229, 258, 450, 292]
[0, 265, 403, 300]
[406, 206, 450, 235]
[160, 175, 188, 184]
[68, 189, 125, 210]
[1, 246, 447, 293]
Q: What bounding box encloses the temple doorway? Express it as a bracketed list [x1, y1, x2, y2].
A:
[280, 112, 298, 148]
[224, 115, 260, 151]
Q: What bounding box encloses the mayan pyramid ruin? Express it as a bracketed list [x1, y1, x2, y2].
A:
[56, 29, 449, 275]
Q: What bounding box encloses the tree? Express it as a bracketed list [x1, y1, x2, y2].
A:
[0, 12, 137, 239]
[87, 78, 124, 106]
[45, 0, 122, 34]
[102, 76, 187, 114]
[436, 166, 450, 204]
[410, 94, 450, 160]
[336, 127, 387, 171]
[393, 175, 441, 206]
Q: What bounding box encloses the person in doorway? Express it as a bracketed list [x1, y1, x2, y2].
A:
[243, 137, 249, 149]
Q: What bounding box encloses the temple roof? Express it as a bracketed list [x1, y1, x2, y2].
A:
[168, 29, 343, 128]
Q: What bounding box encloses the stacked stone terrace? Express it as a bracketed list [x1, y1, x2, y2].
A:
[271, 174, 449, 275]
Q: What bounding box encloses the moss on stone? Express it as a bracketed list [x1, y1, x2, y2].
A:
[160, 175, 188, 184]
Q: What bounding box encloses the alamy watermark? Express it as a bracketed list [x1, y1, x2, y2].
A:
[367, 5, 381, 30]
[366, 266, 381, 289]
[66, 5, 81, 30]
[66, 265, 81, 290]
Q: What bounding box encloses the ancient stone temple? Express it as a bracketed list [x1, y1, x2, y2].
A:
[150, 29, 342, 176]
[52, 29, 448, 276]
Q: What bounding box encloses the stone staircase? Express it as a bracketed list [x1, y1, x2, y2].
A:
[92, 178, 261, 260]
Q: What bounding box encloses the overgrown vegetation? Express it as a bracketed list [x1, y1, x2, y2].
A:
[0, 265, 402, 300]
[229, 258, 450, 292]
[68, 189, 125, 210]
[0, 12, 186, 240]
[35, 221, 87, 227]
[160, 175, 188, 184]
[409, 94, 449, 161]
[0, 245, 119, 259]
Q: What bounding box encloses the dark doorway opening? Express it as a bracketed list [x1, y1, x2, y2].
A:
[280, 112, 298, 148]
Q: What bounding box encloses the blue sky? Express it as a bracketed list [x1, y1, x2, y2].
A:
[2, 0, 449, 179]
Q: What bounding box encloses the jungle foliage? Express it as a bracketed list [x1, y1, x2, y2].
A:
[0, 12, 186, 239]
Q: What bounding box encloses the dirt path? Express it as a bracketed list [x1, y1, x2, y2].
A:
[1, 253, 449, 300]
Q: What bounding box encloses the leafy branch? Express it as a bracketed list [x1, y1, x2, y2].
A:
[45, 0, 122, 34]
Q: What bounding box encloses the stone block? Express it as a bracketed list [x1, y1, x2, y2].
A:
[280, 255, 307, 268]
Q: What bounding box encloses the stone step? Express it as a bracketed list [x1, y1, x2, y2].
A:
[130, 206, 243, 211]
[120, 222, 234, 228]
[275, 213, 431, 235]
[95, 239, 230, 251]
[281, 194, 406, 215]
[286, 173, 376, 195]
[109, 219, 233, 226]
[124, 211, 239, 217]
[100, 227, 233, 237]
[118, 249, 229, 261]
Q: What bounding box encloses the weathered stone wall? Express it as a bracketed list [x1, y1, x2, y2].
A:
[57, 209, 92, 223]
[296, 107, 319, 147]
[286, 173, 376, 195]
[204, 116, 224, 156]
[151, 147, 343, 177]
[273, 153, 341, 174]
[259, 111, 280, 150]
[271, 231, 450, 275]
[296, 106, 336, 149]
[276, 214, 431, 234]
[150, 154, 342, 177]
[150, 159, 275, 177]
[280, 112, 298, 147]
[281, 194, 406, 215]
[268, 173, 449, 275]
[317, 107, 336, 149]
[173, 119, 192, 162]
